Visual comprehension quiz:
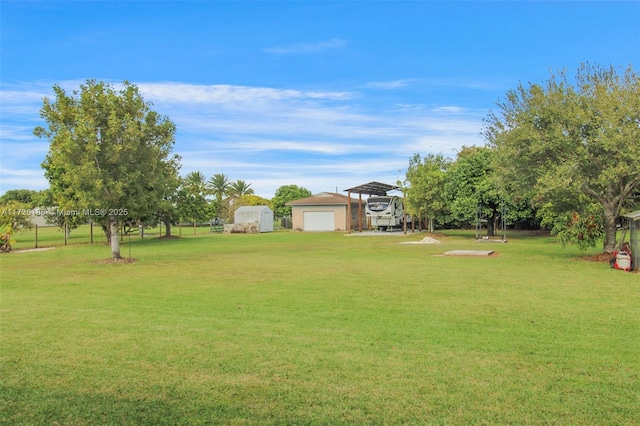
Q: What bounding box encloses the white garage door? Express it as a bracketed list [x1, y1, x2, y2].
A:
[303, 211, 335, 231]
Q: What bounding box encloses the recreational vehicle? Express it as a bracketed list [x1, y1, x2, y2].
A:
[365, 195, 411, 231]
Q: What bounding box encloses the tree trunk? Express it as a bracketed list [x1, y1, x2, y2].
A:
[164, 220, 172, 237]
[110, 218, 121, 260]
[102, 222, 112, 243]
[487, 213, 496, 237]
[581, 182, 630, 254]
[602, 203, 617, 254]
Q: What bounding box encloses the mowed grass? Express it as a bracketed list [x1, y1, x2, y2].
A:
[9, 223, 212, 250]
[1, 231, 638, 425]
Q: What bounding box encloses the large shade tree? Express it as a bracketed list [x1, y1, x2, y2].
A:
[444, 146, 505, 236]
[485, 64, 640, 252]
[404, 153, 450, 233]
[271, 184, 312, 217]
[36, 80, 179, 259]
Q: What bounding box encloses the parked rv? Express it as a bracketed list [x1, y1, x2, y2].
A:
[365, 195, 411, 231]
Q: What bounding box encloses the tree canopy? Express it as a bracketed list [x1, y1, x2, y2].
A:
[183, 171, 209, 198]
[404, 153, 450, 233]
[271, 185, 312, 217]
[445, 146, 509, 235]
[177, 173, 211, 227]
[0, 189, 38, 206]
[208, 173, 231, 202]
[232, 194, 272, 210]
[0, 200, 34, 230]
[484, 63, 640, 252]
[228, 180, 254, 199]
[36, 80, 179, 259]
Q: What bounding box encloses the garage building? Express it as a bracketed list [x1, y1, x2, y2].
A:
[286, 192, 366, 231]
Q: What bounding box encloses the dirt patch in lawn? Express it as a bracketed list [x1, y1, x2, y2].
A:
[11, 247, 56, 254]
[581, 253, 612, 263]
[94, 257, 137, 264]
[400, 236, 442, 245]
[444, 250, 498, 257]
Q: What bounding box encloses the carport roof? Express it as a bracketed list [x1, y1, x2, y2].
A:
[344, 181, 400, 196]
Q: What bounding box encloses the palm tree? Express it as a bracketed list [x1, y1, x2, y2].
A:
[208, 173, 231, 202]
[180, 171, 211, 231]
[183, 171, 209, 197]
[229, 180, 254, 199]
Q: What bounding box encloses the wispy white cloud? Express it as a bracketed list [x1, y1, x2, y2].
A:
[367, 77, 504, 91]
[431, 106, 465, 113]
[365, 79, 416, 90]
[0, 89, 50, 104]
[0, 126, 42, 142]
[177, 154, 411, 199]
[263, 38, 346, 54]
[137, 83, 356, 104]
[0, 80, 487, 197]
[0, 169, 48, 192]
[421, 77, 504, 90]
[0, 141, 49, 159]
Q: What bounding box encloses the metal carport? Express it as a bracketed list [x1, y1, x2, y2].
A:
[344, 181, 401, 232]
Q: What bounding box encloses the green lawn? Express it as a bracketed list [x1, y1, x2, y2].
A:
[1, 230, 638, 425]
[8, 223, 213, 250]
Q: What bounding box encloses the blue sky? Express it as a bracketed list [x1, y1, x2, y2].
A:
[1, 1, 639, 199]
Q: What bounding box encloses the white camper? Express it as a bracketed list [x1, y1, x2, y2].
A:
[365, 196, 411, 231]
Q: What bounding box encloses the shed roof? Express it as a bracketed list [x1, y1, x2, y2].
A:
[235, 205, 272, 213]
[344, 181, 400, 196]
[623, 210, 640, 221]
[286, 192, 364, 206]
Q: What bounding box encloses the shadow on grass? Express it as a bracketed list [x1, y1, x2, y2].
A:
[1, 385, 244, 425]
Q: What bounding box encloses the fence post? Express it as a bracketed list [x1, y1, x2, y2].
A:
[35, 224, 38, 249]
[64, 224, 68, 246]
[90, 222, 93, 244]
